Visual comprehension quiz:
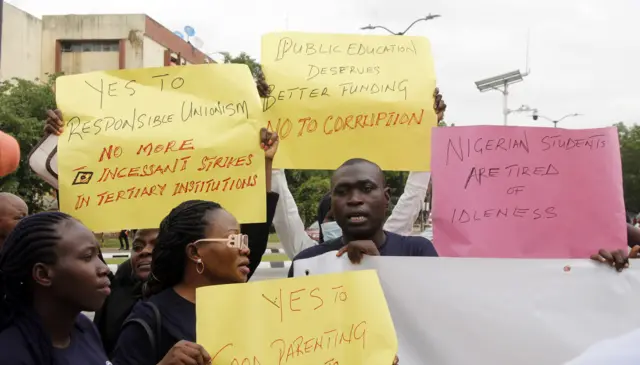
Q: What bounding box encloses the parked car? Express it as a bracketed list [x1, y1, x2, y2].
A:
[306, 221, 320, 242]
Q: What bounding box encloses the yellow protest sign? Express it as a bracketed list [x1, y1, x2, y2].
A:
[261, 32, 436, 171]
[196, 270, 397, 365]
[56, 64, 266, 232]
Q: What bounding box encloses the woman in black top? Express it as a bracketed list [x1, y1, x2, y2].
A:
[0, 212, 112, 364]
[94, 228, 157, 355]
[112, 129, 280, 365]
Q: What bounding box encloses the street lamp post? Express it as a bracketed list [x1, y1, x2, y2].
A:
[533, 112, 582, 128]
[474, 70, 529, 126]
[361, 14, 441, 35]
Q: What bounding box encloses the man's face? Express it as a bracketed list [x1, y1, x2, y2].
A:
[331, 163, 389, 240]
[130, 229, 158, 281]
[0, 195, 28, 249]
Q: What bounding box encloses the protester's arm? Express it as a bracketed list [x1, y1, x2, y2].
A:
[244, 129, 280, 279]
[383, 172, 431, 236]
[244, 191, 279, 279]
[272, 169, 318, 259]
[381, 87, 444, 236]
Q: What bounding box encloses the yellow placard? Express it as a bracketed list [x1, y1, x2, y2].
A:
[196, 270, 398, 365]
[261, 32, 436, 171]
[56, 64, 266, 232]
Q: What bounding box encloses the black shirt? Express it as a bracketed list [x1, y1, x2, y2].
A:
[288, 231, 438, 277]
[0, 314, 109, 365]
[112, 288, 192, 365]
[111, 192, 279, 364]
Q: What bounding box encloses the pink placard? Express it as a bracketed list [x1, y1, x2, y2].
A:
[431, 126, 626, 258]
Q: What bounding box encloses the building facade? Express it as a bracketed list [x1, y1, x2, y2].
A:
[1, 2, 213, 81]
[1, 2, 42, 80]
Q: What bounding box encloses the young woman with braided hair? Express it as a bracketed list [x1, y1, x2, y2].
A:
[112, 128, 280, 365]
[0, 211, 112, 364]
[0, 212, 213, 365]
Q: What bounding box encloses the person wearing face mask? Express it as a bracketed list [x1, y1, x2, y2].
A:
[318, 194, 342, 241]
[271, 89, 446, 259]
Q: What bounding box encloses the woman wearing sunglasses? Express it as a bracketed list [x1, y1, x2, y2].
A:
[112, 129, 280, 365]
[112, 200, 258, 365]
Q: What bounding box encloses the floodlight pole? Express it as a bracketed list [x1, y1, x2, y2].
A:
[502, 84, 509, 126]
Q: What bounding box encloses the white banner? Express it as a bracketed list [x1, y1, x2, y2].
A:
[293, 253, 640, 365]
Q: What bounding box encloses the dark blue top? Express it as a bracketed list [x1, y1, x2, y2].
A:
[0, 313, 110, 365]
[288, 231, 438, 277]
[111, 288, 193, 365]
[99, 192, 280, 360]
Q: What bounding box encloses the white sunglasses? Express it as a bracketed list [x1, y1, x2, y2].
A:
[193, 234, 249, 250]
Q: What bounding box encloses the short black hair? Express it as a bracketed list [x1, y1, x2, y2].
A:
[339, 158, 379, 169]
[333, 158, 385, 185]
[143, 200, 222, 298]
[0, 211, 73, 364]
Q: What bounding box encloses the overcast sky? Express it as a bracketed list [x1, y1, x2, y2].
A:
[8, 0, 640, 128]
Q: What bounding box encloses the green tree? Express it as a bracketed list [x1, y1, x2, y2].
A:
[0, 76, 57, 212]
[220, 52, 263, 79]
[293, 175, 331, 226]
[617, 122, 640, 213]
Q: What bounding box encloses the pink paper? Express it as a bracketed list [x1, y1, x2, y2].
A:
[431, 126, 626, 258]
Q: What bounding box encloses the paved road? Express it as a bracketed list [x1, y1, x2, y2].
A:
[83, 267, 290, 321]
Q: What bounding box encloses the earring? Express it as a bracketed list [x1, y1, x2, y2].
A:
[196, 259, 205, 275]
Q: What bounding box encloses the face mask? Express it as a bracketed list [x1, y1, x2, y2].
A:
[321, 221, 343, 242]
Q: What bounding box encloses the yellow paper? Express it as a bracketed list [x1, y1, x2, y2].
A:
[197, 270, 397, 365]
[261, 32, 437, 171]
[56, 64, 266, 231]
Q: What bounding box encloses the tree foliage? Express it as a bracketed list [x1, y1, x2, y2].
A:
[0, 76, 57, 212]
[617, 122, 640, 213]
[220, 52, 263, 79]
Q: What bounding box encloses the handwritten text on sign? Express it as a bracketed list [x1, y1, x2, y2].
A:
[56, 64, 266, 231]
[261, 32, 437, 171]
[196, 271, 397, 365]
[431, 126, 626, 258]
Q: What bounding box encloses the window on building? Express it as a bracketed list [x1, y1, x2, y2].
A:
[61, 41, 119, 53]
